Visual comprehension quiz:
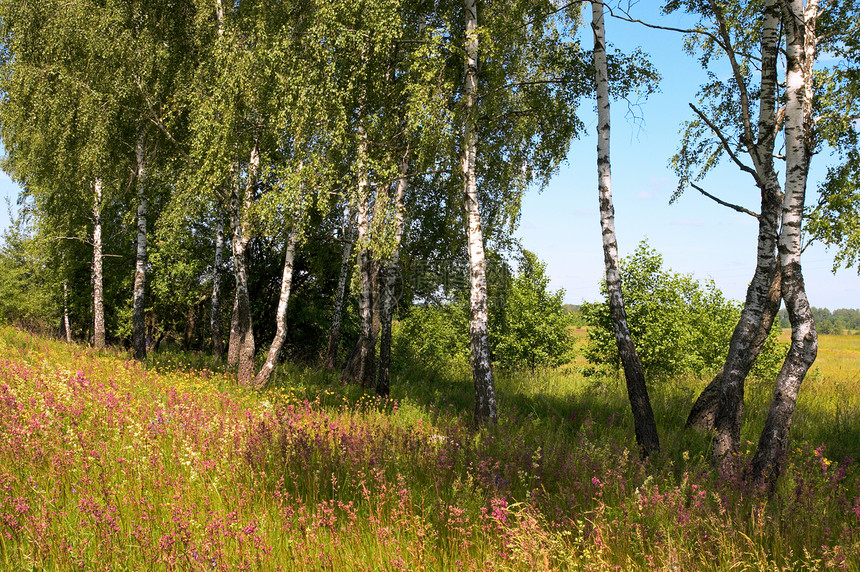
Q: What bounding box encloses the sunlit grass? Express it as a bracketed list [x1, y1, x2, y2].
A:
[1, 326, 859, 570]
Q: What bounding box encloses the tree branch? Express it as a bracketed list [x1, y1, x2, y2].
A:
[689, 103, 760, 182]
[690, 183, 759, 219]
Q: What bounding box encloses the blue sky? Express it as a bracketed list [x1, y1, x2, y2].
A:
[516, 5, 860, 310]
[1, 4, 858, 310]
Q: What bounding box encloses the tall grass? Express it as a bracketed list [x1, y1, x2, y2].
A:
[1, 326, 858, 570]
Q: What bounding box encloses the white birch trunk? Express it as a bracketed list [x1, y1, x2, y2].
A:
[132, 135, 148, 361]
[93, 177, 105, 350]
[462, 0, 497, 424]
[751, 0, 819, 486]
[253, 226, 300, 389]
[705, 0, 784, 474]
[343, 128, 376, 387]
[63, 281, 71, 343]
[376, 150, 409, 397]
[592, 1, 659, 455]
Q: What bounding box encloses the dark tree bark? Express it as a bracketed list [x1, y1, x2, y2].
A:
[325, 214, 354, 371]
[230, 145, 259, 384]
[211, 204, 226, 361]
[592, 1, 658, 456]
[376, 150, 408, 397]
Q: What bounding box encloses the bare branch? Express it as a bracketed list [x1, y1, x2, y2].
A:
[691, 182, 759, 219]
[689, 103, 760, 182]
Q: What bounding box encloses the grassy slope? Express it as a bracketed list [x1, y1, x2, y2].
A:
[1, 326, 858, 571]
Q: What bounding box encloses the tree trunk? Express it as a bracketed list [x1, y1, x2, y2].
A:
[230, 145, 259, 384]
[685, 0, 782, 460]
[377, 150, 409, 397]
[325, 213, 354, 370]
[462, 0, 497, 425]
[132, 135, 148, 361]
[93, 178, 105, 350]
[253, 227, 300, 389]
[592, 1, 658, 456]
[342, 130, 376, 387]
[750, 0, 819, 487]
[687, 266, 782, 431]
[211, 204, 225, 361]
[227, 289, 240, 366]
[63, 281, 72, 343]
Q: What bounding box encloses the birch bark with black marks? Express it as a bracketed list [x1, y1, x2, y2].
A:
[132, 134, 148, 361]
[462, 0, 497, 424]
[230, 145, 259, 384]
[253, 225, 301, 389]
[751, 0, 819, 487]
[211, 203, 225, 361]
[376, 151, 408, 397]
[342, 128, 376, 387]
[93, 177, 105, 350]
[63, 281, 72, 343]
[227, 290, 240, 366]
[592, 1, 658, 456]
[685, 1, 782, 448]
[325, 212, 354, 370]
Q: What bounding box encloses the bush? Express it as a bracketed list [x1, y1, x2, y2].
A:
[582, 240, 785, 381]
[494, 251, 574, 371]
[393, 300, 470, 378]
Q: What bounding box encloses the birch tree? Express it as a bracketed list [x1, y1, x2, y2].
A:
[591, 0, 659, 456]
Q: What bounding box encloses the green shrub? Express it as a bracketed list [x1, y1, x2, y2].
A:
[494, 251, 574, 371]
[582, 240, 785, 381]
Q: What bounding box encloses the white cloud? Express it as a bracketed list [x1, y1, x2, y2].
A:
[637, 190, 654, 200]
[672, 219, 704, 227]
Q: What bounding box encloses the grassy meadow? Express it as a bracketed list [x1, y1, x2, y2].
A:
[1, 325, 859, 570]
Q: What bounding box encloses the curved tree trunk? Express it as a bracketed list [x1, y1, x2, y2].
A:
[592, 1, 658, 456]
[751, 0, 819, 488]
[93, 177, 105, 350]
[132, 134, 148, 361]
[462, 0, 497, 425]
[253, 227, 300, 389]
[377, 150, 409, 397]
[325, 213, 354, 370]
[687, 265, 782, 430]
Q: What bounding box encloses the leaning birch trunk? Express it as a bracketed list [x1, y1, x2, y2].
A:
[132, 135, 148, 361]
[342, 130, 376, 387]
[377, 151, 409, 397]
[230, 145, 259, 384]
[591, 1, 658, 456]
[751, 0, 819, 487]
[63, 281, 72, 343]
[211, 204, 226, 361]
[253, 226, 301, 389]
[93, 178, 106, 350]
[687, 0, 783, 452]
[462, 0, 497, 424]
[325, 215, 354, 370]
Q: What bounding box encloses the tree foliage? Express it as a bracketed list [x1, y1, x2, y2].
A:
[583, 241, 786, 381]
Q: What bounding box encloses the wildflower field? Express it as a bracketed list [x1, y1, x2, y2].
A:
[1, 326, 859, 571]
